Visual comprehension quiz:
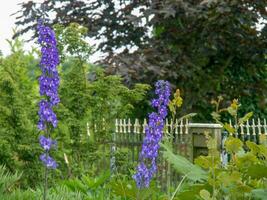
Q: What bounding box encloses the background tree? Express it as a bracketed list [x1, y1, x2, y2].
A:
[14, 0, 267, 120]
[53, 23, 150, 176]
[0, 37, 41, 187]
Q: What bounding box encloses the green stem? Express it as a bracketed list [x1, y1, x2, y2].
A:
[170, 174, 187, 200]
[167, 114, 175, 199]
[43, 155, 48, 200]
[43, 124, 50, 200]
[212, 155, 216, 199]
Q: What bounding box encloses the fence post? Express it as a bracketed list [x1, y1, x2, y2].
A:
[188, 123, 222, 162]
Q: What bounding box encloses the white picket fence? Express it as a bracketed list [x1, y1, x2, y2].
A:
[89, 117, 267, 189]
[114, 118, 189, 135]
[113, 118, 267, 136]
[228, 118, 267, 136]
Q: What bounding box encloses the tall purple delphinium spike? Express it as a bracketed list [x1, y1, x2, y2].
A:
[133, 80, 171, 188]
[37, 19, 59, 170]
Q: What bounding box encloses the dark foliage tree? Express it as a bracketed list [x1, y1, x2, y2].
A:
[14, 0, 152, 53]
[14, 0, 267, 120]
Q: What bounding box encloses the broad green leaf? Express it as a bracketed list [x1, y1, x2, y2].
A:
[251, 189, 267, 200]
[109, 179, 157, 200]
[199, 189, 212, 200]
[161, 143, 207, 182]
[195, 156, 211, 169]
[175, 184, 211, 200]
[236, 152, 258, 167]
[224, 137, 243, 154]
[195, 156, 220, 169]
[246, 141, 267, 158]
[217, 171, 241, 187]
[246, 165, 267, 179]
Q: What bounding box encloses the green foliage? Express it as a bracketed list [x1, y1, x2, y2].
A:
[114, 148, 135, 176]
[168, 89, 183, 117]
[205, 136, 267, 199]
[0, 26, 151, 193]
[163, 133, 267, 200]
[61, 171, 111, 199]
[211, 97, 253, 134]
[0, 37, 41, 187]
[45, 23, 151, 179]
[56, 59, 150, 177]
[0, 165, 84, 200]
[162, 101, 267, 199]
[54, 22, 92, 61]
[161, 143, 207, 182]
[87, 68, 150, 139]
[224, 137, 243, 154]
[164, 88, 198, 199]
[0, 165, 21, 194]
[109, 176, 162, 200]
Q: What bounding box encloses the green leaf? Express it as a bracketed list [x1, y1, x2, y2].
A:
[161, 143, 207, 182]
[175, 184, 211, 200]
[224, 137, 243, 154]
[176, 113, 197, 123]
[109, 179, 157, 200]
[81, 171, 110, 189]
[62, 179, 87, 194]
[246, 165, 267, 179]
[227, 107, 237, 116]
[211, 112, 220, 121]
[251, 189, 267, 200]
[238, 112, 253, 125]
[217, 171, 241, 187]
[246, 141, 260, 155]
[199, 189, 212, 200]
[223, 123, 235, 134]
[195, 156, 220, 169]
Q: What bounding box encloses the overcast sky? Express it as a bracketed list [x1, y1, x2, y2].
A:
[0, 0, 35, 55]
[0, 0, 105, 62]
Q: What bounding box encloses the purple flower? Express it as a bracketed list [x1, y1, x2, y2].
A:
[40, 153, 58, 169]
[133, 80, 171, 188]
[39, 135, 57, 151]
[37, 19, 60, 170]
[37, 20, 60, 106]
[39, 75, 60, 105]
[38, 100, 58, 130]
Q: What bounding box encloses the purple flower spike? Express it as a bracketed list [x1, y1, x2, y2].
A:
[37, 20, 60, 107]
[40, 153, 58, 169]
[133, 80, 171, 188]
[37, 19, 60, 170]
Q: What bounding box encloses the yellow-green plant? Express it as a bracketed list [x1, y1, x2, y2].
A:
[163, 89, 197, 199]
[211, 97, 253, 135]
[162, 98, 267, 200]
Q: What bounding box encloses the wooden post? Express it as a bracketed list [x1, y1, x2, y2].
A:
[188, 123, 222, 163]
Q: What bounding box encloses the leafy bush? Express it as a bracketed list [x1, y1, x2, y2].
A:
[161, 99, 267, 200]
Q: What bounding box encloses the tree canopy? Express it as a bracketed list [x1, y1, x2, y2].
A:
[14, 0, 267, 120]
